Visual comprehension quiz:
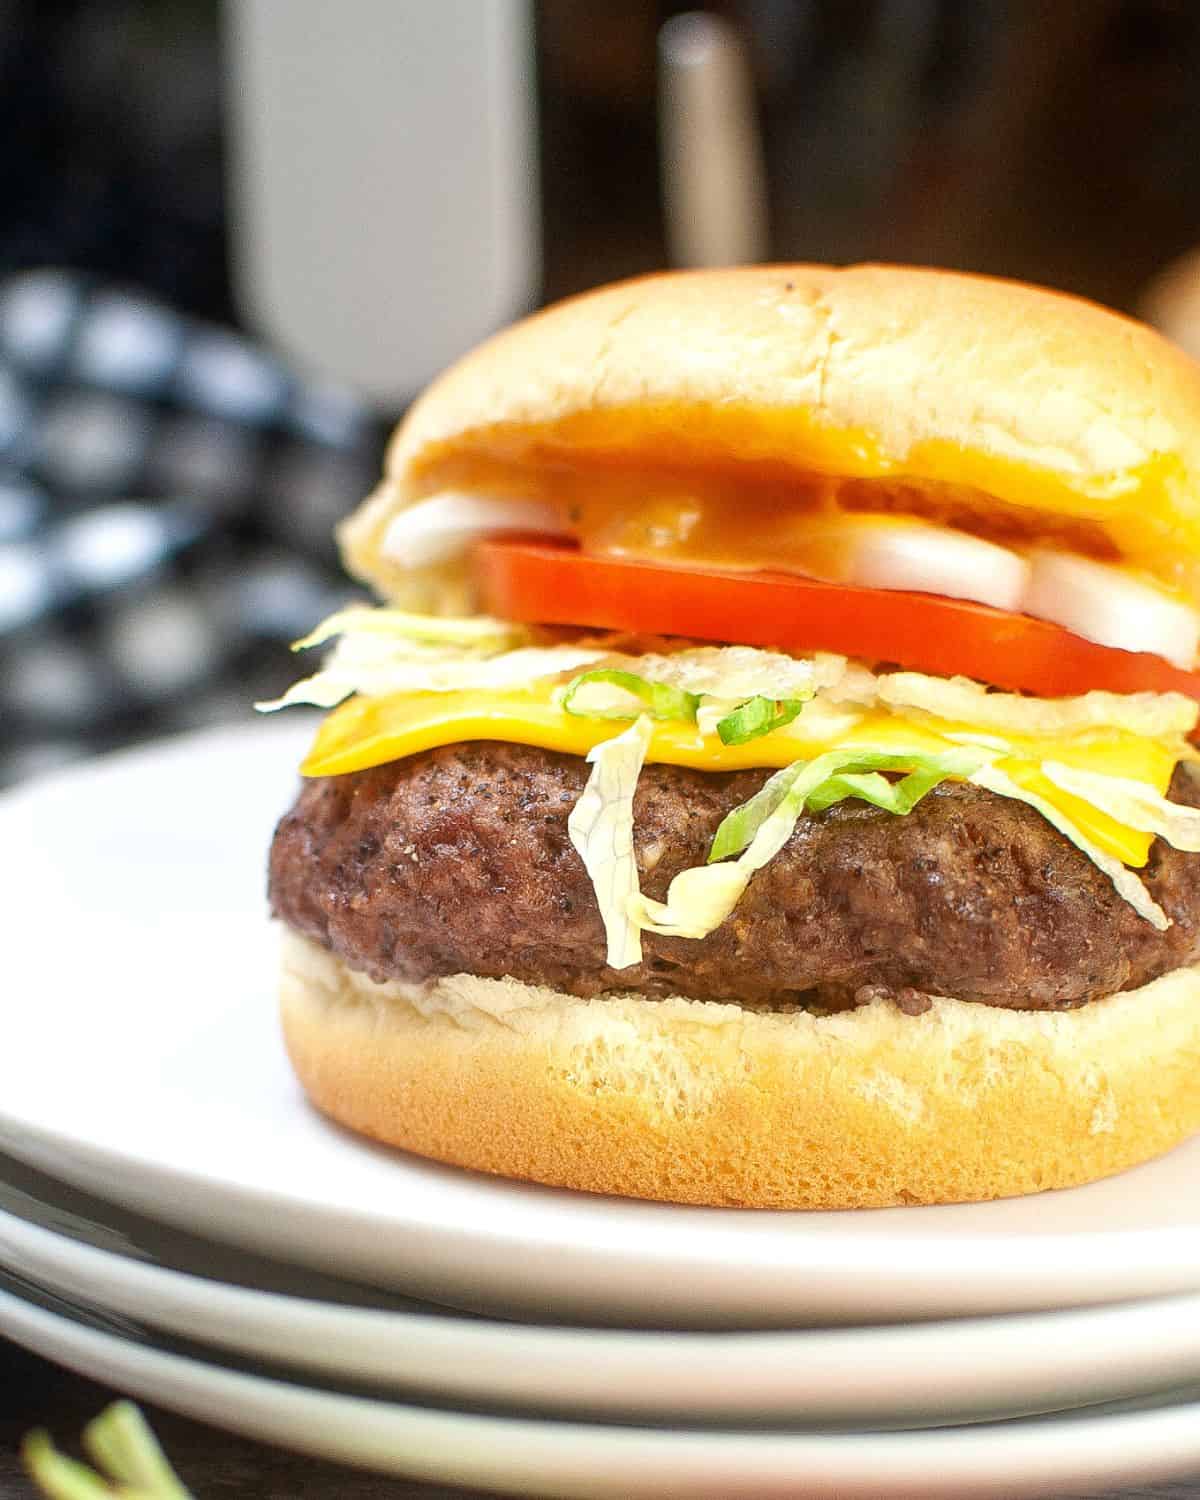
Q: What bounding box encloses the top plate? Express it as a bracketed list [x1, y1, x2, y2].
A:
[7, 720, 1200, 1328]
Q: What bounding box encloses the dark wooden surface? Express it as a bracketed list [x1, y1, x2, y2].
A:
[0, 1341, 505, 1498]
[1, 1340, 1199, 1500]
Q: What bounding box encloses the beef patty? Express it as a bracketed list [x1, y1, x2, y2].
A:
[268, 742, 1200, 1011]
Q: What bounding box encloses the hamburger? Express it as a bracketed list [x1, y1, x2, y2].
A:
[264, 264, 1200, 1209]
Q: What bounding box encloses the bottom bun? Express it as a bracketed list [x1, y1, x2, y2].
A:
[279, 929, 1200, 1209]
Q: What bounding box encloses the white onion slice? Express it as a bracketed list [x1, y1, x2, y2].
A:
[788, 520, 1199, 669]
[384, 494, 1200, 671]
[381, 492, 569, 568]
[786, 517, 1030, 612]
[1024, 551, 1199, 670]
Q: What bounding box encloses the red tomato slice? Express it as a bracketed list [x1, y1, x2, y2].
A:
[475, 539, 1200, 702]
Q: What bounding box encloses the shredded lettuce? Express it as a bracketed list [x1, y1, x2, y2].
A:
[869, 671, 1199, 739]
[626, 742, 1175, 941]
[561, 661, 817, 744]
[24, 1403, 192, 1500]
[804, 761, 966, 816]
[705, 762, 804, 865]
[567, 716, 654, 968]
[632, 746, 991, 940]
[611, 646, 827, 700]
[971, 764, 1169, 930]
[700, 694, 863, 743]
[257, 605, 528, 712]
[561, 669, 700, 723]
[709, 747, 989, 863]
[715, 695, 808, 745]
[256, 603, 607, 712]
[257, 636, 605, 712]
[292, 605, 525, 652]
[260, 607, 1193, 939]
[1041, 761, 1200, 852]
[621, 747, 1174, 943]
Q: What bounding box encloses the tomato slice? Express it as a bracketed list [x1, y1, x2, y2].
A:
[475, 539, 1200, 702]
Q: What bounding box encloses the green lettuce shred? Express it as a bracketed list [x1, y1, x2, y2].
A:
[804, 760, 967, 816]
[709, 747, 988, 863]
[633, 746, 991, 940]
[715, 695, 808, 746]
[561, 669, 700, 723]
[705, 762, 800, 864]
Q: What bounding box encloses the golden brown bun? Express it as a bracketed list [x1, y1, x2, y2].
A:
[280, 930, 1200, 1210]
[340, 264, 1200, 606]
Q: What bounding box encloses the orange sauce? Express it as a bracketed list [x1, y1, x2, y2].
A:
[406, 402, 1200, 598]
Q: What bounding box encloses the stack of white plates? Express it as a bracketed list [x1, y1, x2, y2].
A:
[5, 721, 1200, 1498]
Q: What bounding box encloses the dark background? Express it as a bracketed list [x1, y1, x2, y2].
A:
[6, 1, 1200, 325]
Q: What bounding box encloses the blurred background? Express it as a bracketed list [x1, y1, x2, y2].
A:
[3, 0, 1200, 786]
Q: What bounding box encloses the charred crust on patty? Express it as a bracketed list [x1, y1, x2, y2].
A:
[269, 744, 1200, 1013]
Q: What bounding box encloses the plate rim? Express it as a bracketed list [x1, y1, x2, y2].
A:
[8, 1168, 1200, 1426]
[5, 1280, 1200, 1500]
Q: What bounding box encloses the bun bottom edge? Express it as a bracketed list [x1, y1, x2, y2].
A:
[278, 928, 1200, 1209]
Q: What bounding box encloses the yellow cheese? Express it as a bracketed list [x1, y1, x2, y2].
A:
[1000, 762, 1151, 867]
[301, 686, 1182, 868]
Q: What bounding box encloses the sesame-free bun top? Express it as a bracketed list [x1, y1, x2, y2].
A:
[340, 264, 1200, 604]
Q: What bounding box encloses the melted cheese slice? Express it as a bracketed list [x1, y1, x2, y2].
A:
[301, 687, 1181, 868]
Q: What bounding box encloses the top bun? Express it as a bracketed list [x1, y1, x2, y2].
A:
[341, 264, 1200, 604]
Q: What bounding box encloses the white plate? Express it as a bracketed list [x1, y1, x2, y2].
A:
[11, 1152, 1200, 1427]
[6, 1279, 1200, 1500]
[8, 722, 1200, 1327]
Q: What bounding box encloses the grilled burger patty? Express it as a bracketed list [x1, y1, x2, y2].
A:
[269, 743, 1200, 1012]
